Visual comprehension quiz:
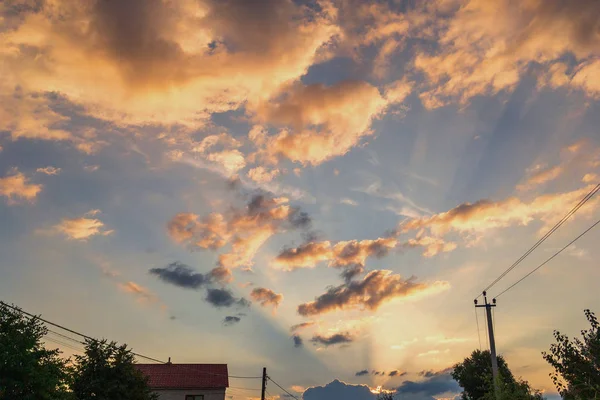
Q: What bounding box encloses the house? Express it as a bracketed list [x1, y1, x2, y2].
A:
[136, 363, 229, 400]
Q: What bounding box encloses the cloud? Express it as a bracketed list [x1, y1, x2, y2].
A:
[250, 80, 389, 166]
[582, 173, 598, 183]
[49, 210, 113, 240]
[290, 321, 316, 332]
[413, 0, 600, 107]
[36, 166, 62, 176]
[397, 368, 460, 398]
[168, 193, 311, 269]
[273, 237, 397, 271]
[400, 184, 600, 239]
[0, 169, 43, 204]
[250, 287, 283, 310]
[206, 150, 246, 174]
[310, 333, 353, 347]
[517, 165, 564, 191]
[247, 166, 280, 183]
[298, 270, 449, 316]
[205, 288, 249, 309]
[341, 198, 359, 206]
[388, 370, 406, 377]
[0, 0, 339, 128]
[355, 370, 369, 376]
[149, 261, 211, 289]
[292, 334, 303, 348]
[405, 236, 458, 258]
[223, 316, 241, 326]
[118, 281, 158, 304]
[303, 380, 377, 400]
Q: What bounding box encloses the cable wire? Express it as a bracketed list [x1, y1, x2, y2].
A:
[478, 183, 600, 298]
[474, 307, 482, 350]
[268, 376, 300, 400]
[0, 301, 261, 379]
[494, 216, 600, 299]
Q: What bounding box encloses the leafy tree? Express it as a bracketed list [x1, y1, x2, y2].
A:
[543, 309, 600, 399]
[71, 339, 157, 400]
[0, 303, 72, 400]
[482, 376, 544, 400]
[452, 349, 542, 400]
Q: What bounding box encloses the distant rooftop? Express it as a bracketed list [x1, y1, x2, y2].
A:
[136, 363, 229, 389]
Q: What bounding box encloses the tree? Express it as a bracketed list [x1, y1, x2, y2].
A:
[0, 303, 72, 400]
[452, 349, 543, 400]
[71, 339, 157, 400]
[543, 309, 600, 399]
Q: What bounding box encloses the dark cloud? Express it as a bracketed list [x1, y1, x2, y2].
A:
[293, 334, 303, 348]
[223, 316, 241, 326]
[388, 370, 406, 377]
[288, 208, 311, 228]
[340, 264, 364, 282]
[355, 370, 369, 376]
[298, 270, 439, 316]
[290, 321, 316, 332]
[205, 288, 250, 309]
[250, 287, 283, 309]
[310, 333, 353, 347]
[397, 368, 460, 397]
[372, 371, 385, 376]
[149, 261, 210, 289]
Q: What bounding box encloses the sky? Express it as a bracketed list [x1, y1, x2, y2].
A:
[1, 0, 599, 399]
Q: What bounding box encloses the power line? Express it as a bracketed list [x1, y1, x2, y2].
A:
[474, 307, 482, 350]
[478, 183, 600, 298]
[0, 301, 261, 380]
[494, 216, 600, 299]
[267, 376, 300, 400]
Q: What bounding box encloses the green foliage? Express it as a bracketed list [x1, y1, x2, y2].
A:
[71, 339, 157, 400]
[452, 349, 543, 400]
[482, 375, 544, 400]
[543, 309, 600, 400]
[0, 303, 73, 400]
[452, 350, 516, 400]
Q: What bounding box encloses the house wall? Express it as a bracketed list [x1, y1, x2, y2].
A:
[154, 388, 226, 400]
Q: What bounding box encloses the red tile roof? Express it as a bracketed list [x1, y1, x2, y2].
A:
[136, 364, 229, 389]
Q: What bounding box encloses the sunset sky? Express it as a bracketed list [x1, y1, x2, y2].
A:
[1, 0, 599, 399]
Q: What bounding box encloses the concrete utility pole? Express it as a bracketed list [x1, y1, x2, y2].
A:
[475, 291, 499, 399]
[261, 367, 267, 400]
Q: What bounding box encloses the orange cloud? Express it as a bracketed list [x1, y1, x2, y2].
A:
[118, 281, 158, 304]
[250, 287, 283, 310]
[36, 166, 62, 176]
[0, 0, 338, 128]
[50, 210, 113, 240]
[401, 184, 600, 238]
[247, 166, 280, 183]
[168, 194, 310, 269]
[406, 236, 458, 257]
[297, 270, 449, 316]
[251, 80, 388, 165]
[0, 169, 43, 204]
[273, 237, 397, 271]
[413, 0, 600, 107]
[517, 165, 564, 191]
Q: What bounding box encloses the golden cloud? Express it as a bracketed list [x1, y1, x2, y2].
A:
[36, 166, 62, 176]
[401, 184, 600, 238]
[413, 0, 600, 106]
[0, 169, 43, 204]
[118, 281, 158, 304]
[297, 270, 449, 316]
[517, 165, 564, 191]
[250, 287, 283, 310]
[251, 80, 389, 165]
[51, 210, 113, 240]
[273, 237, 397, 270]
[0, 0, 338, 128]
[167, 194, 310, 269]
[247, 166, 280, 183]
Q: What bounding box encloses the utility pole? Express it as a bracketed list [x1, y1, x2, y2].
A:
[261, 367, 267, 400]
[475, 291, 498, 399]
